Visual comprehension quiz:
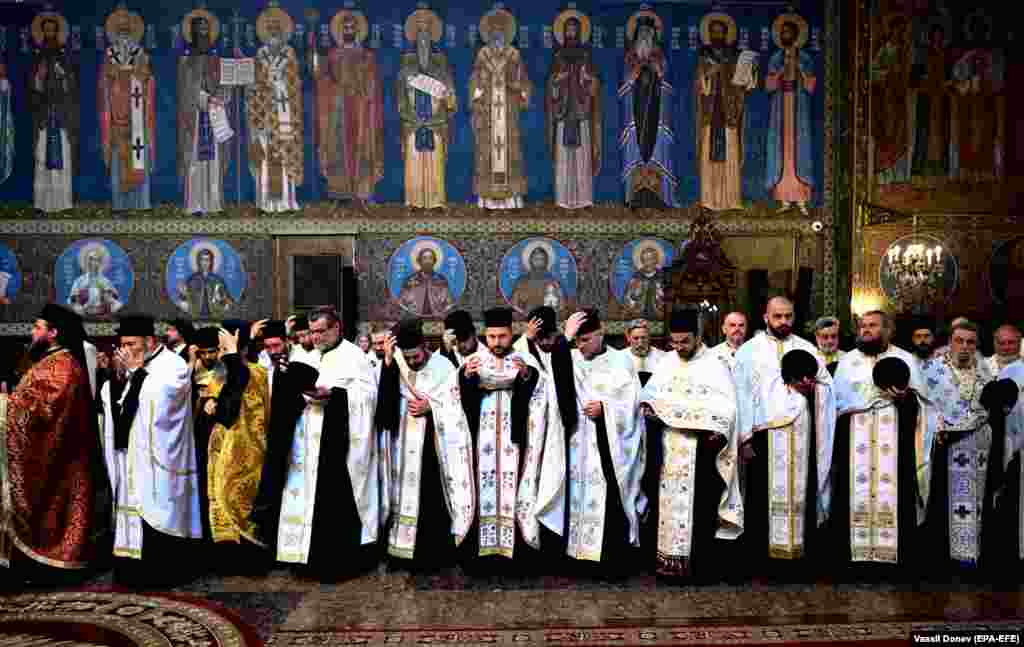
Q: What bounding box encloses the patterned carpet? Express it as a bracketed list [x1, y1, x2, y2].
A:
[2, 572, 1023, 647]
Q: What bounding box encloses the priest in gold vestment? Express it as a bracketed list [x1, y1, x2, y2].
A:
[469, 8, 532, 210]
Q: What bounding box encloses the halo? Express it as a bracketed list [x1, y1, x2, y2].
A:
[409, 238, 445, 272]
[405, 7, 443, 44]
[31, 11, 68, 48]
[772, 13, 808, 49]
[189, 240, 222, 274]
[553, 9, 590, 46]
[105, 8, 145, 44]
[331, 9, 368, 45]
[520, 239, 556, 272]
[480, 8, 517, 46]
[77, 241, 112, 275]
[182, 8, 220, 45]
[256, 5, 295, 44]
[627, 9, 663, 42]
[631, 239, 667, 271]
[700, 12, 737, 46]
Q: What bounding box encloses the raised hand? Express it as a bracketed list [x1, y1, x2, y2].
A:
[526, 317, 542, 341]
[218, 327, 239, 356]
[464, 356, 482, 377]
[565, 311, 588, 342]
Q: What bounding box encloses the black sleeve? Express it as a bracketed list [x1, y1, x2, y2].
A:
[114, 368, 148, 450]
[510, 365, 540, 447]
[375, 361, 402, 433]
[549, 336, 579, 435]
[213, 353, 251, 429]
[458, 369, 483, 443]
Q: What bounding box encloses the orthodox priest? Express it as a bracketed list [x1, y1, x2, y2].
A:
[101, 314, 201, 586]
[1, 304, 102, 582]
[830, 356, 934, 578]
[834, 310, 924, 413]
[620, 10, 678, 208]
[29, 10, 78, 213]
[272, 307, 380, 579]
[314, 9, 383, 202]
[639, 309, 741, 580]
[625, 319, 667, 386]
[921, 320, 997, 572]
[248, 2, 304, 212]
[178, 8, 231, 215]
[989, 365, 1023, 573]
[441, 309, 480, 369]
[469, 8, 532, 210]
[546, 8, 601, 210]
[547, 309, 646, 575]
[398, 7, 456, 209]
[458, 307, 548, 571]
[375, 319, 475, 571]
[192, 322, 271, 573]
[99, 7, 155, 211]
[741, 349, 834, 579]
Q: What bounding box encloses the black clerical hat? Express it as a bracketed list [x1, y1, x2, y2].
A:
[261, 320, 288, 341]
[221, 319, 250, 349]
[668, 308, 699, 334]
[287, 362, 320, 393]
[290, 315, 309, 333]
[394, 318, 424, 350]
[528, 306, 557, 336]
[872, 356, 911, 391]
[193, 326, 221, 350]
[116, 313, 155, 338]
[781, 349, 818, 384]
[39, 303, 81, 339]
[168, 318, 196, 343]
[576, 308, 602, 336]
[981, 378, 1019, 413]
[483, 307, 514, 329]
[445, 310, 476, 341]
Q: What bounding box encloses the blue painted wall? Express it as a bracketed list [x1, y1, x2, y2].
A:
[0, 1, 825, 207]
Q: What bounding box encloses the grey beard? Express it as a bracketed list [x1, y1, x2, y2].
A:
[631, 346, 650, 357]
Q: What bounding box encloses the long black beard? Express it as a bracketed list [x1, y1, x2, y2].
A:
[914, 344, 933, 360]
[856, 338, 887, 356]
[28, 339, 50, 364]
[768, 323, 791, 340]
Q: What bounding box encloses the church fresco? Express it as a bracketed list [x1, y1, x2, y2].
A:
[388, 236, 466, 318]
[54, 239, 133, 319]
[499, 237, 578, 317]
[165, 237, 246, 320]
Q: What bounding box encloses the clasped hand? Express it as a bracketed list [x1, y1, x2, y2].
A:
[583, 400, 603, 419]
[408, 398, 431, 417]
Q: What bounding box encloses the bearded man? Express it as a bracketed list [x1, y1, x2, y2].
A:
[709, 311, 747, 372]
[625, 319, 666, 386]
[640, 308, 741, 580]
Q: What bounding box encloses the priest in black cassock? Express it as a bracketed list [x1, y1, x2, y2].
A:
[165, 318, 195, 361]
[828, 357, 932, 581]
[740, 348, 835, 581]
[980, 375, 1021, 579]
[376, 319, 475, 573]
[458, 307, 543, 573]
[191, 326, 222, 547]
[639, 308, 742, 581]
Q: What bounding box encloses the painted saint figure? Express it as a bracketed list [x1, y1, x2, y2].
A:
[68, 246, 123, 318]
[624, 242, 667, 320]
[29, 11, 78, 213]
[247, 2, 304, 212]
[469, 7, 532, 210]
[765, 14, 815, 215]
[546, 9, 601, 210]
[511, 244, 563, 316]
[398, 245, 454, 317]
[695, 12, 755, 212]
[176, 247, 235, 319]
[99, 6, 155, 211]
[397, 7, 456, 209]
[870, 14, 912, 184]
[950, 13, 1004, 183]
[619, 10, 677, 208]
[178, 9, 231, 214]
[909, 20, 952, 186]
[314, 9, 383, 202]
[0, 62, 14, 185]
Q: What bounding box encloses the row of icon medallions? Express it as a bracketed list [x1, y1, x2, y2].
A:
[0, 236, 682, 320]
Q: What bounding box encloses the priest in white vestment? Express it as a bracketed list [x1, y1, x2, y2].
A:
[102, 314, 201, 586]
[709, 311, 748, 373]
[834, 311, 925, 414]
[986, 324, 1021, 376]
[272, 307, 380, 579]
[741, 348, 835, 578]
[639, 308, 741, 579]
[457, 307, 550, 572]
[830, 355, 936, 577]
[920, 320, 997, 571]
[544, 308, 646, 575]
[375, 319, 475, 571]
[625, 319, 667, 387]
